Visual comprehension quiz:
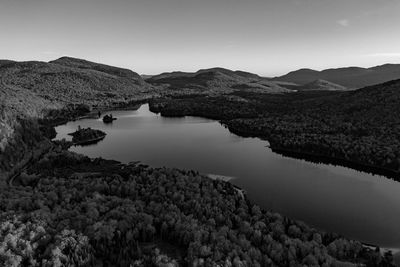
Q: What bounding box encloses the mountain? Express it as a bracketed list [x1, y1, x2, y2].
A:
[1, 57, 153, 111]
[296, 79, 348, 91]
[147, 68, 290, 94]
[0, 56, 155, 122]
[274, 64, 400, 88]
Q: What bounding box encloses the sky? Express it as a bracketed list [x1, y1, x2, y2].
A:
[1, 0, 400, 76]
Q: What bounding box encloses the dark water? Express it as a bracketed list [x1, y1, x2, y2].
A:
[55, 104, 400, 250]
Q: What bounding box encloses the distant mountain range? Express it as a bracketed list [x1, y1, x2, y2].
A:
[2, 58, 400, 120]
[146, 63, 400, 91]
[146, 68, 290, 94]
[273, 64, 400, 88]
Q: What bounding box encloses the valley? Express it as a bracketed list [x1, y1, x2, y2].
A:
[1, 57, 400, 266]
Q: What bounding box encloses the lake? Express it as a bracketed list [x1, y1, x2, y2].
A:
[55, 104, 400, 250]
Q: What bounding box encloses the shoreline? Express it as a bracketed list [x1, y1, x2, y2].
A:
[270, 147, 399, 180]
[149, 110, 399, 182]
[224, 123, 400, 181]
[46, 100, 148, 127]
[72, 133, 107, 146]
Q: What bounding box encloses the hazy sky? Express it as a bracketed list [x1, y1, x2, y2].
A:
[1, 0, 400, 76]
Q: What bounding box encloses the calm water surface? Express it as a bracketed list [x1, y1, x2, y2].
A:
[55, 104, 400, 249]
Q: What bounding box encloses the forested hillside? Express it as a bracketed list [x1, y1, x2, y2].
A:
[0, 149, 392, 266]
[1, 57, 152, 106]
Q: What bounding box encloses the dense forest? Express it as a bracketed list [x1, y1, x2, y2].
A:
[0, 147, 394, 266]
[149, 80, 400, 179]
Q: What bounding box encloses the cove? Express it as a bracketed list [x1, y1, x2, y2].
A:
[55, 104, 400, 250]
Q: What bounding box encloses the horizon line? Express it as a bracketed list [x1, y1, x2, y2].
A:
[1, 55, 400, 78]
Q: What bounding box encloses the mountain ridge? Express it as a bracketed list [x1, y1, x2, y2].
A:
[274, 63, 400, 88]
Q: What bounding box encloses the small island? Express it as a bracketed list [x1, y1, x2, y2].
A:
[68, 126, 106, 146]
[103, 114, 117, 123]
